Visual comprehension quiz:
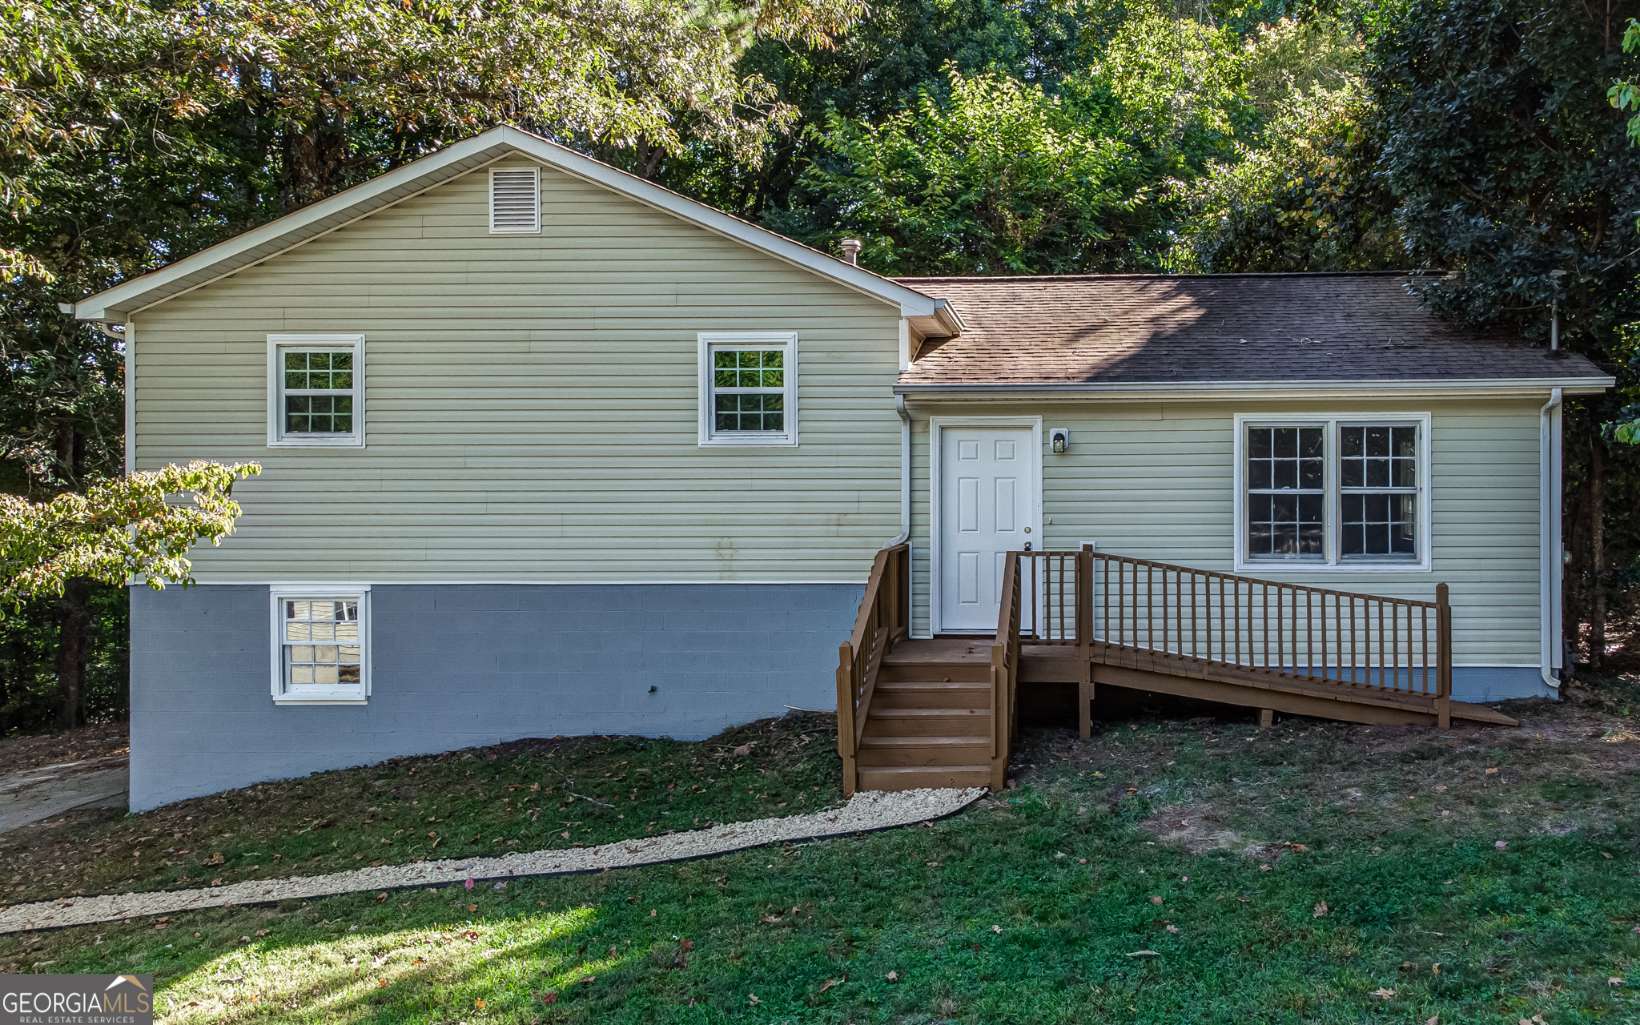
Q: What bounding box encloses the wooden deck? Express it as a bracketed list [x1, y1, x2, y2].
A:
[837, 547, 1518, 796]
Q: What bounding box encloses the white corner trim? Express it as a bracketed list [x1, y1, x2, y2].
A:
[928, 415, 1044, 637]
[74, 126, 943, 322]
[1231, 412, 1433, 574]
[266, 334, 366, 449]
[268, 584, 372, 705]
[123, 319, 136, 476]
[697, 332, 799, 447]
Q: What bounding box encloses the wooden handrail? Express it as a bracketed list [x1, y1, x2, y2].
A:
[836, 542, 910, 795]
[989, 551, 1023, 788]
[1012, 549, 1455, 704]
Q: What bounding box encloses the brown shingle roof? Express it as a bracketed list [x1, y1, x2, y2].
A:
[896, 273, 1607, 388]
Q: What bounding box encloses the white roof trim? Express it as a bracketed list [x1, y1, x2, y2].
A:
[75, 125, 943, 322]
[895, 376, 1616, 400]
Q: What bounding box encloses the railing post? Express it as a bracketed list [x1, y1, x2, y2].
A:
[1077, 545, 1095, 738]
[1435, 583, 1453, 729]
[836, 642, 858, 795]
[989, 643, 1007, 789]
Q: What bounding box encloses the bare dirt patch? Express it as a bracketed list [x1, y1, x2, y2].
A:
[0, 722, 128, 777]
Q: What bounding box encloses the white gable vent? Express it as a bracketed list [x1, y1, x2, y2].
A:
[489, 167, 540, 233]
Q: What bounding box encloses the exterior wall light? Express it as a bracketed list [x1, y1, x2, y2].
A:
[1050, 427, 1070, 454]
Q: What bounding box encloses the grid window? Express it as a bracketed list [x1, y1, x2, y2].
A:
[1244, 425, 1326, 559]
[1239, 417, 1428, 569]
[1339, 425, 1419, 559]
[699, 334, 797, 445]
[268, 335, 363, 446]
[272, 591, 368, 702]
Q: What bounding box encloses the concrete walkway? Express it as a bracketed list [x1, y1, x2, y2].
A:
[0, 786, 984, 934]
[0, 756, 127, 835]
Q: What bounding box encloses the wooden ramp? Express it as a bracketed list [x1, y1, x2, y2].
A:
[836, 546, 1517, 795]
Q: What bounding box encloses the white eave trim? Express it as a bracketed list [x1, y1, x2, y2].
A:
[73, 125, 944, 323]
[894, 376, 1616, 400]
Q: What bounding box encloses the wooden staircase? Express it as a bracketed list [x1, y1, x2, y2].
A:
[836, 545, 1517, 796]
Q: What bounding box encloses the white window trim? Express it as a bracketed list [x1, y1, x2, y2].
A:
[697, 332, 799, 447]
[269, 585, 372, 705]
[488, 166, 541, 234]
[267, 334, 365, 448]
[1232, 412, 1433, 573]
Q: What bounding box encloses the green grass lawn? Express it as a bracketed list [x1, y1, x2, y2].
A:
[2, 687, 1638, 1024]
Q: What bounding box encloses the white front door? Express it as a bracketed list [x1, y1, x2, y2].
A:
[937, 425, 1035, 633]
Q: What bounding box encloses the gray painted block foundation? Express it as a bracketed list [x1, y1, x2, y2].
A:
[129, 583, 861, 811]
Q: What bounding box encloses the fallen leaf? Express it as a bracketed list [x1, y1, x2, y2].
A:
[885, 970, 900, 983]
[1494, 840, 1509, 851]
[991, 925, 1002, 934]
[538, 992, 558, 1006]
[1126, 950, 1161, 958]
[474, 998, 486, 1009]
[747, 993, 760, 1005]
[681, 938, 695, 951]
[817, 977, 843, 994]
[377, 978, 388, 989]
[1484, 767, 1499, 775]
[732, 744, 752, 757]
[375, 891, 389, 903]
[1610, 977, 1625, 987]
[1370, 987, 1396, 1000]
[1150, 896, 1164, 906]
[467, 903, 477, 913]
[1313, 901, 1329, 918]
[1164, 924, 1180, 934]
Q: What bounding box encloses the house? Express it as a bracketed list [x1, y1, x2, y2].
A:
[73, 127, 1613, 809]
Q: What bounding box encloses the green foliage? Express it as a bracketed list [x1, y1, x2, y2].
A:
[0, 461, 261, 613]
[789, 68, 1144, 274]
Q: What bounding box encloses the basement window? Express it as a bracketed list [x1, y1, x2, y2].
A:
[270, 587, 370, 704]
[1235, 414, 1431, 572]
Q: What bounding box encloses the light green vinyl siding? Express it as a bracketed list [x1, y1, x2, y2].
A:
[909, 399, 1542, 666]
[132, 157, 904, 581]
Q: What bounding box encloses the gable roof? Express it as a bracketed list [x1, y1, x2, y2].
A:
[897, 273, 1612, 395]
[74, 126, 959, 335]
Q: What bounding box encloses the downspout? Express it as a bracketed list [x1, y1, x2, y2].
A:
[1539, 387, 1563, 692]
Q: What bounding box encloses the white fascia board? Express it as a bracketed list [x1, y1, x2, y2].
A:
[894, 376, 1616, 401]
[76, 125, 945, 323]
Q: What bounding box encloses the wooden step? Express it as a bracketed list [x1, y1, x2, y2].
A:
[878, 660, 991, 684]
[872, 679, 991, 710]
[863, 707, 991, 737]
[857, 735, 993, 767]
[857, 765, 993, 791]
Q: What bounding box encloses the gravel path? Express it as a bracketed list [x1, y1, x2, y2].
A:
[0, 787, 984, 934]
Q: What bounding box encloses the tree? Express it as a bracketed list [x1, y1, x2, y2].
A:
[0, 461, 258, 725]
[1358, 0, 1640, 668]
[782, 68, 1152, 275]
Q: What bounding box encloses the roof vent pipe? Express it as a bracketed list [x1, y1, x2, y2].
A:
[839, 238, 862, 266]
[1549, 269, 1566, 355]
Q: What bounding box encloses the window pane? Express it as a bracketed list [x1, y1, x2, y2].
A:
[283, 595, 364, 692]
[1341, 457, 1363, 488]
[1248, 460, 1271, 489]
[1248, 428, 1272, 459]
[1341, 427, 1363, 457]
[1365, 426, 1389, 456]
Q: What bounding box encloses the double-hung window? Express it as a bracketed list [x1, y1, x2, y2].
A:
[267, 334, 364, 447]
[270, 587, 370, 704]
[1235, 414, 1431, 570]
[697, 332, 799, 446]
